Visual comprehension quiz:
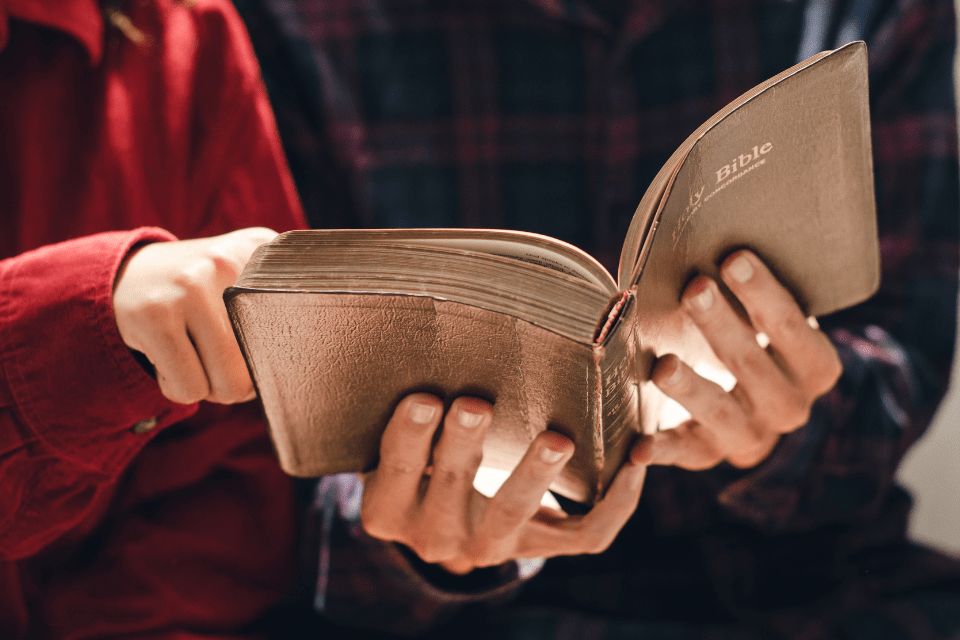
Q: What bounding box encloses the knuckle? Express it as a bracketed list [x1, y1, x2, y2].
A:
[415, 536, 457, 565]
[205, 245, 245, 281]
[813, 356, 843, 394]
[702, 398, 740, 428]
[239, 226, 278, 247]
[204, 391, 226, 405]
[435, 444, 483, 472]
[770, 310, 809, 340]
[730, 449, 763, 469]
[378, 458, 422, 478]
[182, 252, 217, 281]
[206, 386, 249, 406]
[430, 464, 475, 488]
[757, 392, 810, 432]
[694, 452, 724, 471]
[488, 501, 529, 528]
[359, 509, 390, 540]
[178, 252, 240, 295]
[784, 398, 811, 430]
[580, 531, 614, 555]
[729, 347, 769, 378]
[137, 291, 179, 323]
[161, 380, 206, 405]
[682, 427, 723, 470]
[461, 542, 493, 568]
[737, 423, 766, 449]
[732, 432, 777, 468]
[213, 376, 255, 405]
[172, 269, 210, 301]
[359, 498, 404, 543]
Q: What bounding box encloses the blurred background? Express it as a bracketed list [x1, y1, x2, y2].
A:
[896, 14, 960, 554]
[897, 311, 960, 556]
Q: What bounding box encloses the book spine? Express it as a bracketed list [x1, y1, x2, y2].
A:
[591, 344, 605, 499]
[595, 292, 641, 495]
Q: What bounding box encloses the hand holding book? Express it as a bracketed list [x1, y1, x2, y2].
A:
[647, 250, 842, 471]
[362, 394, 648, 574]
[226, 43, 878, 503]
[357, 249, 840, 570]
[113, 226, 279, 405]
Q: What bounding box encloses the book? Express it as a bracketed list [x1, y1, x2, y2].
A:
[226, 42, 879, 503]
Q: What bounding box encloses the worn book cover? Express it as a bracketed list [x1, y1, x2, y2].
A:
[226, 42, 879, 503]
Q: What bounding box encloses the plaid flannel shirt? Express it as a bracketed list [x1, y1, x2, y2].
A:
[234, 0, 960, 636]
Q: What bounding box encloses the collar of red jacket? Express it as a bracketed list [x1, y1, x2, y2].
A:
[0, 0, 104, 65]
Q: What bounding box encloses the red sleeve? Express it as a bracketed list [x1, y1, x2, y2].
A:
[31, 403, 296, 639]
[0, 0, 305, 633]
[0, 229, 199, 560]
[180, 0, 307, 239]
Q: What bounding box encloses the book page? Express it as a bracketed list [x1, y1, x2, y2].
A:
[398, 236, 612, 291]
[234, 232, 616, 344]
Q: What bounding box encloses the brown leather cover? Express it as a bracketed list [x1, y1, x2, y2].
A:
[228, 291, 639, 502]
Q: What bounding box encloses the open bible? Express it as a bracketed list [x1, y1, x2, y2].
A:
[226, 42, 879, 503]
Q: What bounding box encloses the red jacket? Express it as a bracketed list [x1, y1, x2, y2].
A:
[0, 0, 306, 636]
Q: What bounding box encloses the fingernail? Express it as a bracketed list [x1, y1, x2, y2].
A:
[458, 407, 484, 428]
[539, 446, 565, 464]
[409, 401, 438, 424]
[726, 254, 754, 283]
[691, 285, 713, 311]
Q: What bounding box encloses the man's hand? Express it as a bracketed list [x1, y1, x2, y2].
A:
[647, 250, 842, 470]
[113, 227, 277, 405]
[361, 394, 648, 575]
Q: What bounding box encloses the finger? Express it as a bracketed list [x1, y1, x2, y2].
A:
[644, 421, 725, 470]
[720, 250, 842, 397]
[223, 226, 279, 259]
[361, 393, 443, 541]
[182, 230, 277, 403]
[193, 227, 279, 273]
[652, 355, 775, 468]
[516, 455, 645, 558]
[681, 276, 804, 428]
[417, 397, 493, 561]
[185, 287, 255, 404]
[574, 453, 646, 552]
[126, 302, 210, 404]
[481, 431, 573, 542]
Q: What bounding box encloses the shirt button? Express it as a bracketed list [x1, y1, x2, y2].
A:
[131, 417, 158, 435]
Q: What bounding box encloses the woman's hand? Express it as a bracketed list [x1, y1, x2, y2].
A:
[112, 227, 277, 405]
[648, 250, 842, 470]
[361, 393, 648, 575]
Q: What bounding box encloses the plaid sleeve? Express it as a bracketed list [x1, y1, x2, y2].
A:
[310, 474, 543, 635]
[714, 0, 959, 533]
